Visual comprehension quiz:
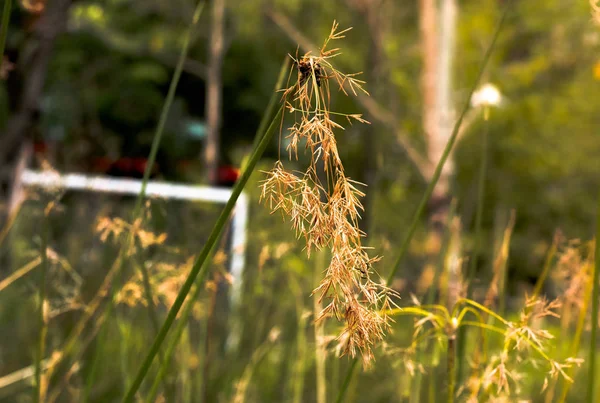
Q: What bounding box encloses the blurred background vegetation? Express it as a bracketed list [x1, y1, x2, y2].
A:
[0, 0, 599, 402]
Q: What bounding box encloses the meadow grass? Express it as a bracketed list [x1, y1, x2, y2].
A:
[0, 1, 599, 402]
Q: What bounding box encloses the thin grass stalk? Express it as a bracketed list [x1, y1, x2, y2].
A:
[0, 201, 20, 247]
[588, 198, 600, 403]
[117, 315, 135, 392]
[134, 247, 174, 400]
[114, 0, 206, 387]
[46, 304, 113, 403]
[0, 256, 41, 293]
[231, 334, 276, 403]
[411, 200, 457, 403]
[497, 211, 516, 317]
[122, 106, 284, 403]
[456, 110, 489, 384]
[34, 218, 48, 403]
[145, 281, 202, 403]
[201, 270, 218, 401]
[466, 111, 489, 296]
[0, 0, 11, 74]
[241, 58, 291, 171]
[384, 1, 509, 286]
[154, 232, 230, 403]
[431, 215, 461, 403]
[334, 5, 511, 401]
[130, 1, 205, 218]
[290, 278, 307, 403]
[179, 327, 193, 403]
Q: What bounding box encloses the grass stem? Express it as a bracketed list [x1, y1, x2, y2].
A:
[457, 109, 489, 383]
[34, 218, 49, 403]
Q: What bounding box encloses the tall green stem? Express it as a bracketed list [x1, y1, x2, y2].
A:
[144, 57, 290, 402]
[334, 5, 511, 402]
[122, 105, 284, 402]
[130, 2, 205, 217]
[42, 3, 206, 397]
[34, 218, 49, 403]
[447, 335, 456, 403]
[466, 110, 489, 297]
[457, 110, 489, 382]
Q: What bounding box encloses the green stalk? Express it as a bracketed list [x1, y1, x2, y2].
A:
[457, 109, 490, 383]
[134, 250, 176, 399]
[146, 282, 203, 402]
[334, 4, 511, 402]
[123, 105, 284, 403]
[110, 0, 206, 395]
[34, 218, 49, 403]
[314, 250, 327, 403]
[145, 57, 290, 402]
[447, 335, 456, 403]
[0, 0, 11, 73]
[81, 299, 113, 403]
[131, 1, 205, 218]
[290, 278, 307, 403]
[588, 193, 600, 403]
[466, 110, 489, 298]
[385, 2, 510, 287]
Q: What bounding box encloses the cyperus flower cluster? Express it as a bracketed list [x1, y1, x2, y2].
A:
[260, 21, 395, 365]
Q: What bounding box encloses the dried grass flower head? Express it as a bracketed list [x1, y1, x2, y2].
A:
[260, 21, 395, 366]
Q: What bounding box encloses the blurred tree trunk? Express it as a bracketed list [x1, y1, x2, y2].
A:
[429, 0, 457, 226]
[0, 0, 72, 223]
[419, 0, 459, 298]
[204, 0, 226, 185]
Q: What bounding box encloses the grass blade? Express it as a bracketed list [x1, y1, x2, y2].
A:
[0, 0, 11, 74]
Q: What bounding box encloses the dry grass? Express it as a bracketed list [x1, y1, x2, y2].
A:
[260, 21, 396, 366]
